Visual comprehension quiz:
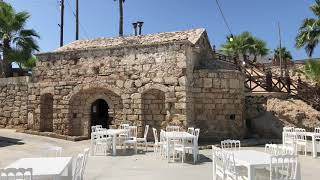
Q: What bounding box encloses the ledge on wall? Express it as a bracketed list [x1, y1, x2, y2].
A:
[16, 129, 89, 141]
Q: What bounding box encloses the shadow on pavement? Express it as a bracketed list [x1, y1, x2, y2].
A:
[0, 136, 25, 147]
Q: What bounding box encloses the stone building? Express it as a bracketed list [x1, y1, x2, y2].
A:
[0, 28, 246, 141]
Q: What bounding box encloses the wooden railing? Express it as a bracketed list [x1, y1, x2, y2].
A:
[214, 52, 320, 110]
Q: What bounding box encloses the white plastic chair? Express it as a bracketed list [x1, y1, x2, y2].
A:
[212, 146, 240, 180]
[124, 126, 138, 154]
[92, 131, 112, 156]
[294, 128, 306, 132]
[278, 145, 295, 155]
[295, 132, 307, 156]
[80, 148, 90, 180]
[187, 127, 195, 135]
[315, 127, 320, 140]
[73, 153, 84, 180]
[45, 146, 63, 157]
[91, 125, 103, 133]
[270, 155, 298, 180]
[120, 124, 129, 129]
[283, 127, 294, 132]
[265, 144, 278, 155]
[221, 139, 241, 151]
[166, 126, 180, 132]
[160, 130, 169, 158]
[223, 150, 239, 180]
[0, 168, 33, 180]
[152, 128, 161, 154]
[137, 125, 149, 151]
[212, 145, 225, 180]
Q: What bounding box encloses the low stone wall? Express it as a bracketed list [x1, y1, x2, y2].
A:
[0, 76, 29, 129]
[189, 69, 246, 141]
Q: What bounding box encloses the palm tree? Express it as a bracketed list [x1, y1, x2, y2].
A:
[0, 2, 39, 77]
[114, 0, 125, 37]
[250, 37, 269, 62]
[302, 59, 320, 84]
[295, 0, 320, 57]
[273, 47, 293, 64]
[221, 32, 269, 62]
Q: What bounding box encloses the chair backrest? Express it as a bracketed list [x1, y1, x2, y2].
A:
[270, 155, 298, 180]
[128, 126, 137, 138]
[0, 168, 33, 180]
[265, 144, 278, 155]
[315, 127, 320, 140]
[295, 132, 306, 141]
[221, 139, 241, 151]
[73, 153, 84, 180]
[294, 128, 305, 132]
[194, 128, 200, 141]
[277, 145, 295, 155]
[160, 130, 166, 143]
[81, 148, 90, 179]
[143, 125, 149, 139]
[222, 150, 238, 179]
[166, 126, 180, 132]
[152, 128, 159, 143]
[187, 127, 195, 135]
[212, 145, 224, 177]
[283, 127, 294, 132]
[44, 146, 62, 157]
[120, 124, 130, 129]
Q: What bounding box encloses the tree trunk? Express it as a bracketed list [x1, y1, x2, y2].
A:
[2, 39, 13, 77]
[118, 0, 124, 37]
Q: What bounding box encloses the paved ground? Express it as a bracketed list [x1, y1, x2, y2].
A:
[0, 129, 319, 180]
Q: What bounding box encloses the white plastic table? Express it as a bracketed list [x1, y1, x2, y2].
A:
[91, 129, 128, 156]
[5, 157, 72, 180]
[164, 132, 198, 164]
[283, 131, 319, 158]
[231, 150, 301, 180]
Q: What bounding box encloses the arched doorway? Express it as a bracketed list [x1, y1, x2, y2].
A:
[91, 99, 110, 129]
[40, 93, 53, 132]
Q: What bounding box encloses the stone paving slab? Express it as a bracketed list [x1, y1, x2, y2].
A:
[0, 129, 319, 180]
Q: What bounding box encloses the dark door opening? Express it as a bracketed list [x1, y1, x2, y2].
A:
[91, 99, 109, 129]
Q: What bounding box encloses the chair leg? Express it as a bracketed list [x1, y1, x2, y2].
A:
[305, 145, 307, 156]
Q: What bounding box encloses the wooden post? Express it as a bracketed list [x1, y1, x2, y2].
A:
[76, 0, 79, 40]
[60, 0, 65, 47]
[266, 70, 273, 92]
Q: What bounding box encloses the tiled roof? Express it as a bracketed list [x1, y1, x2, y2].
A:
[55, 28, 206, 52]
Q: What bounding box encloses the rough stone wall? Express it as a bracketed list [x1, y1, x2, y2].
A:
[30, 42, 191, 137]
[0, 77, 29, 128]
[188, 69, 246, 141]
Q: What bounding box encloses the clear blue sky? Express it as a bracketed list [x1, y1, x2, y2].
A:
[5, 0, 320, 59]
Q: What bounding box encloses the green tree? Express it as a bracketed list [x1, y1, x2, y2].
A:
[304, 59, 320, 84]
[273, 47, 293, 64]
[295, 0, 320, 57]
[114, 0, 125, 36]
[0, 2, 39, 77]
[221, 32, 269, 62]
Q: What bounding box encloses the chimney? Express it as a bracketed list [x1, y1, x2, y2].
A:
[137, 21, 144, 35]
[132, 22, 138, 36]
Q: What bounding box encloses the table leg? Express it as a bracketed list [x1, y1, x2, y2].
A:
[113, 135, 117, 156]
[67, 160, 72, 180]
[193, 137, 197, 164]
[248, 165, 255, 180]
[312, 135, 316, 158]
[296, 163, 302, 180]
[167, 137, 170, 162]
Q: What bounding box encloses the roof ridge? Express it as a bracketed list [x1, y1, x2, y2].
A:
[54, 28, 206, 52]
